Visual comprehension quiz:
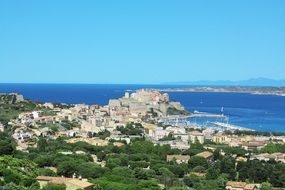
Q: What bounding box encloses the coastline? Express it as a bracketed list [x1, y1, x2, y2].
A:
[154, 86, 285, 97]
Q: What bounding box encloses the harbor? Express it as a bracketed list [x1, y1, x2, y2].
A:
[158, 112, 254, 132]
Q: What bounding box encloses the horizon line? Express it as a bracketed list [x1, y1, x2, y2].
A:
[0, 82, 284, 88]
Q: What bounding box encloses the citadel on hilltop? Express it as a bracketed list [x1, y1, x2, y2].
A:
[109, 89, 185, 118]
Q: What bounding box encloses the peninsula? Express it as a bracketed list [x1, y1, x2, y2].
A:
[156, 86, 285, 96]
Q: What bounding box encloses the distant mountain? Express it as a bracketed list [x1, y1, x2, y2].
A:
[164, 78, 285, 87]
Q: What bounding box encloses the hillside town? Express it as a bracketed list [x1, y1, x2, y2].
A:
[1, 90, 285, 190]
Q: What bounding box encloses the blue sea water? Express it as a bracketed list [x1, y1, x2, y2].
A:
[0, 84, 285, 132]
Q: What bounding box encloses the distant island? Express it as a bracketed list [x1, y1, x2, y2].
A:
[156, 86, 285, 96]
[164, 77, 285, 87]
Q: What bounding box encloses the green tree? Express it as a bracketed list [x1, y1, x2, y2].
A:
[194, 180, 220, 190]
[0, 132, 15, 155]
[4, 183, 21, 190]
[206, 166, 220, 180]
[260, 143, 278, 154]
[213, 148, 221, 161]
[57, 160, 78, 177]
[133, 168, 156, 180]
[42, 184, 66, 190]
[188, 156, 208, 169]
[220, 156, 236, 180]
[77, 163, 108, 178]
[260, 182, 272, 190]
[159, 167, 175, 188]
[183, 174, 200, 188]
[168, 164, 188, 178]
[37, 138, 48, 152]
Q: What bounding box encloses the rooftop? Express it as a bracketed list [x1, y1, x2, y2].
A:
[195, 151, 213, 159]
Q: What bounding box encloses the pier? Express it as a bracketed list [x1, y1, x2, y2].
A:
[189, 113, 226, 118]
[159, 113, 226, 121]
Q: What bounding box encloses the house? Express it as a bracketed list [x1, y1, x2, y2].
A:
[152, 127, 170, 141]
[174, 133, 189, 142]
[195, 151, 213, 161]
[251, 153, 285, 163]
[143, 123, 157, 137]
[213, 134, 230, 144]
[166, 155, 190, 164]
[226, 181, 247, 190]
[202, 128, 215, 140]
[170, 140, 190, 150]
[226, 181, 260, 190]
[66, 137, 109, 146]
[13, 131, 32, 142]
[36, 176, 93, 190]
[189, 131, 205, 144]
[55, 129, 78, 138]
[66, 179, 94, 190]
[244, 184, 260, 190]
[191, 172, 206, 177]
[242, 141, 267, 151]
[43, 102, 54, 109]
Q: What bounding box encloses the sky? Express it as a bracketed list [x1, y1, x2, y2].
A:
[0, 0, 285, 84]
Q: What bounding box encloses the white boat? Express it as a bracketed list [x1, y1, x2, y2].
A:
[193, 110, 207, 114]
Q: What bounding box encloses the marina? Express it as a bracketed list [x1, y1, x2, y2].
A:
[158, 113, 253, 132]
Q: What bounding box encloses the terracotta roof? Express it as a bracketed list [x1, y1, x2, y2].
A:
[192, 172, 206, 177]
[36, 176, 93, 188]
[195, 151, 213, 159]
[67, 179, 93, 188]
[243, 141, 267, 147]
[226, 181, 246, 188]
[244, 184, 257, 190]
[36, 176, 72, 185]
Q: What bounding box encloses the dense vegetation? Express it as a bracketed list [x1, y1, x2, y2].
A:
[0, 156, 39, 189]
[166, 107, 189, 116]
[116, 122, 144, 136]
[0, 131, 16, 155]
[260, 143, 285, 154]
[0, 129, 285, 189]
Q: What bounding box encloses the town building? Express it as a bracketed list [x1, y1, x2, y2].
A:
[36, 176, 93, 190]
[189, 131, 205, 144]
[195, 151, 213, 161]
[166, 155, 190, 164]
[251, 153, 285, 163]
[226, 181, 260, 190]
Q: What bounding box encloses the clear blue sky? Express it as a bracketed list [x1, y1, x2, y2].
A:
[0, 0, 285, 84]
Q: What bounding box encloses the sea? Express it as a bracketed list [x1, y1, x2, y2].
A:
[0, 83, 285, 132]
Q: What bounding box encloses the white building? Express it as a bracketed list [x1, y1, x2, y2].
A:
[152, 127, 170, 141]
[32, 111, 39, 119]
[189, 131, 205, 144]
[0, 123, 4, 132]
